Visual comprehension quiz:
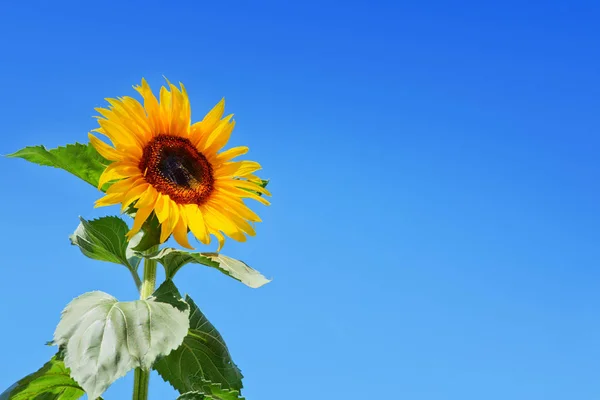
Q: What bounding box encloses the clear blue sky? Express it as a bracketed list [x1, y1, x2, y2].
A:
[1, 1, 599, 399]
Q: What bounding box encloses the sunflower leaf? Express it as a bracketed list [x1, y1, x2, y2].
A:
[146, 248, 219, 280]
[7, 143, 110, 190]
[177, 393, 209, 400]
[184, 381, 245, 400]
[202, 253, 271, 288]
[52, 280, 190, 400]
[177, 381, 246, 400]
[154, 294, 244, 394]
[146, 248, 270, 288]
[69, 216, 142, 289]
[130, 213, 162, 253]
[0, 353, 93, 400]
[258, 179, 269, 190]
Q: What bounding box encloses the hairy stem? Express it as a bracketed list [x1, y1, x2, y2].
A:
[130, 268, 142, 292]
[132, 245, 159, 400]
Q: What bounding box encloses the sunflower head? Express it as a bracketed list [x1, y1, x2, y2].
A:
[89, 78, 270, 251]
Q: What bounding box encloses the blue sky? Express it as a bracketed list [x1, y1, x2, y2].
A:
[1, 0, 599, 399]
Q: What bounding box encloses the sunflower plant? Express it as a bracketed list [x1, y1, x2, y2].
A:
[1, 79, 271, 400]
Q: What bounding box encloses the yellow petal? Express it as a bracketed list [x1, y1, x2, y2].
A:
[216, 161, 262, 177]
[189, 122, 203, 147]
[159, 85, 172, 134]
[134, 78, 161, 135]
[221, 179, 272, 196]
[191, 99, 227, 149]
[245, 174, 264, 183]
[168, 83, 184, 136]
[160, 199, 179, 243]
[108, 97, 151, 144]
[120, 182, 150, 212]
[95, 108, 143, 150]
[206, 202, 255, 237]
[203, 98, 225, 131]
[172, 208, 194, 249]
[135, 186, 158, 209]
[185, 204, 210, 245]
[94, 192, 125, 208]
[127, 205, 154, 239]
[97, 162, 140, 189]
[106, 177, 140, 195]
[217, 185, 271, 206]
[97, 118, 143, 158]
[214, 146, 249, 165]
[213, 230, 225, 252]
[154, 194, 169, 223]
[88, 133, 123, 161]
[212, 194, 262, 222]
[179, 82, 191, 132]
[203, 118, 235, 155]
[120, 96, 151, 134]
[105, 98, 147, 148]
[203, 205, 247, 242]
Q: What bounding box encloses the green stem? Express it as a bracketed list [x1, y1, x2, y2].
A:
[132, 368, 150, 400]
[130, 269, 142, 292]
[139, 256, 158, 299]
[132, 245, 159, 400]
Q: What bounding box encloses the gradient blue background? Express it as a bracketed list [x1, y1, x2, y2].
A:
[1, 0, 599, 399]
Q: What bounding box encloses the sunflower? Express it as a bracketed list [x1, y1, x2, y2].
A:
[89, 78, 270, 250]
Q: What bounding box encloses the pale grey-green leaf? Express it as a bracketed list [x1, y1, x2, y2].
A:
[147, 248, 218, 280]
[148, 248, 270, 288]
[53, 288, 190, 399]
[203, 253, 271, 289]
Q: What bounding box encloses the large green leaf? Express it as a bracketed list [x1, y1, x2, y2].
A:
[52, 281, 190, 399]
[130, 213, 161, 253]
[0, 354, 89, 400]
[154, 295, 243, 394]
[177, 381, 245, 400]
[151, 279, 189, 313]
[7, 143, 110, 189]
[178, 393, 208, 400]
[148, 248, 270, 288]
[69, 216, 142, 289]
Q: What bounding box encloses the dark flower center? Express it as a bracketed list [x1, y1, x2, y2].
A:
[139, 135, 214, 205]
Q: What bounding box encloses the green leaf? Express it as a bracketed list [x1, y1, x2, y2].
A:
[147, 248, 219, 280]
[154, 295, 243, 394]
[52, 281, 190, 399]
[70, 216, 137, 267]
[152, 279, 189, 313]
[69, 216, 142, 289]
[177, 393, 209, 400]
[7, 143, 110, 189]
[177, 381, 245, 400]
[0, 354, 89, 400]
[256, 179, 269, 191]
[175, 382, 245, 399]
[130, 213, 161, 253]
[148, 248, 271, 288]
